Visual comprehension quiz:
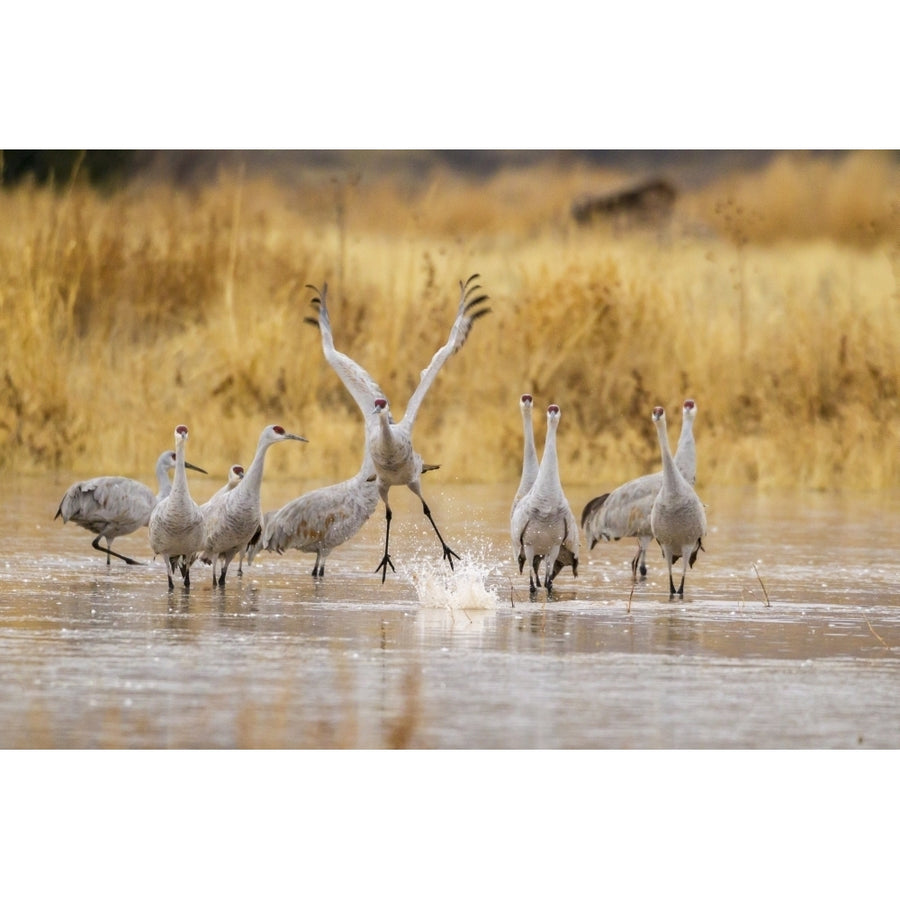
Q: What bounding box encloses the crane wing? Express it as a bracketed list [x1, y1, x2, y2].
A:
[400, 273, 490, 428]
[306, 283, 387, 418]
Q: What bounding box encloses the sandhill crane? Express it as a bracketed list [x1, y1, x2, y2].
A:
[55, 449, 207, 566]
[148, 425, 207, 590]
[262, 446, 380, 578]
[260, 447, 440, 579]
[253, 305, 397, 579]
[649, 406, 706, 597]
[199, 464, 245, 575]
[511, 404, 579, 598]
[201, 424, 307, 586]
[305, 276, 489, 582]
[209, 464, 245, 500]
[512, 393, 576, 583]
[581, 398, 697, 580]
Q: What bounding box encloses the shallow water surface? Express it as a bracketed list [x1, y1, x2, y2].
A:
[3, 476, 899, 748]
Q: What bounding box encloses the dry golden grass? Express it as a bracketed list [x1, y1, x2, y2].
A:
[1, 151, 898, 492]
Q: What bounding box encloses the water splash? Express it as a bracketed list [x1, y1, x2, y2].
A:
[401, 538, 501, 610]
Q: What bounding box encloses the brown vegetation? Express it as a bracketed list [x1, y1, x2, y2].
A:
[1, 150, 898, 491]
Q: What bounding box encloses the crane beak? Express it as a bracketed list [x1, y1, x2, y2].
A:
[284, 433, 309, 443]
[185, 461, 208, 474]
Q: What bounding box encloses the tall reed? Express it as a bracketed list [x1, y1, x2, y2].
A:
[1, 152, 898, 491]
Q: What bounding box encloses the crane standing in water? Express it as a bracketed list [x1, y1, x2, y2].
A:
[201, 424, 307, 587]
[148, 425, 207, 590]
[649, 406, 706, 598]
[512, 393, 576, 584]
[199, 464, 244, 576]
[55, 449, 207, 566]
[261, 444, 380, 578]
[305, 276, 489, 582]
[256, 305, 384, 579]
[511, 403, 579, 598]
[581, 398, 698, 580]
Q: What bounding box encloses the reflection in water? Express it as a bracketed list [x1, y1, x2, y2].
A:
[166, 595, 193, 630]
[652, 612, 699, 655]
[2, 479, 900, 747]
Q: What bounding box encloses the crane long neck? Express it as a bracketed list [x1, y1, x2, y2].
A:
[522, 410, 538, 481]
[674, 415, 696, 480]
[376, 410, 396, 444]
[533, 419, 561, 495]
[172, 440, 188, 497]
[656, 419, 680, 491]
[155, 458, 172, 500]
[240, 439, 272, 496]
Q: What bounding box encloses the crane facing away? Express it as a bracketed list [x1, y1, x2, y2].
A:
[581, 398, 698, 580]
[55, 449, 207, 566]
[305, 276, 489, 582]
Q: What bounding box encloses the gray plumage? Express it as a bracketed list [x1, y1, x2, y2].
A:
[55, 448, 206, 566]
[201, 424, 307, 586]
[581, 398, 697, 579]
[200, 464, 245, 575]
[649, 406, 706, 597]
[511, 404, 579, 597]
[148, 425, 208, 590]
[261, 447, 380, 578]
[242, 510, 273, 571]
[512, 393, 540, 514]
[256, 295, 398, 580]
[512, 393, 576, 582]
[305, 276, 489, 582]
[209, 464, 245, 501]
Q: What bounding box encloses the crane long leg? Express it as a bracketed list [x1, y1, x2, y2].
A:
[421, 500, 460, 569]
[631, 538, 649, 580]
[666, 554, 677, 597]
[517, 530, 538, 598]
[526, 552, 538, 597]
[216, 553, 234, 587]
[91, 535, 144, 566]
[676, 555, 688, 596]
[375, 504, 396, 583]
[632, 549, 647, 579]
[165, 557, 177, 591]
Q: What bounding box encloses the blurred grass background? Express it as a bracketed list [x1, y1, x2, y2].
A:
[0, 149, 897, 491]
